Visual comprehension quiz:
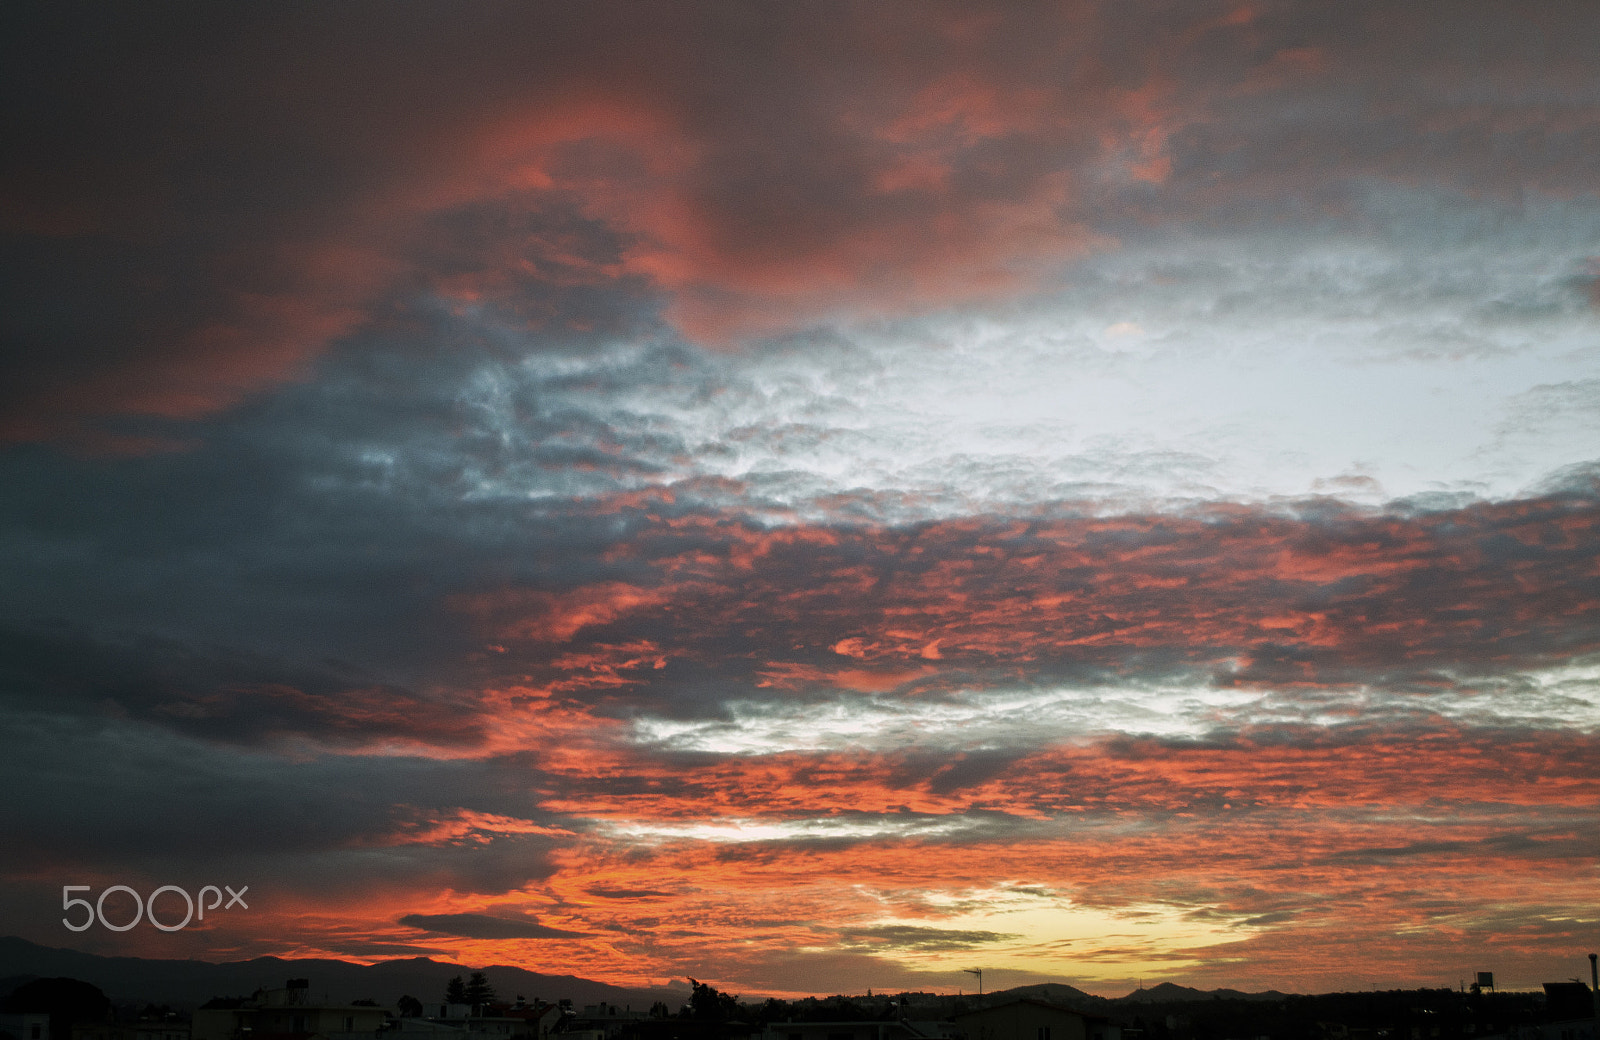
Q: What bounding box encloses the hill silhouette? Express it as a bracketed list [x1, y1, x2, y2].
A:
[0, 937, 680, 1010]
[1115, 982, 1286, 1004]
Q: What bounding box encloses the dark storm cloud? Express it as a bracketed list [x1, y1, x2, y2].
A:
[398, 913, 588, 941]
[920, 751, 1023, 799]
[0, 700, 581, 949]
[1303, 816, 1600, 871]
[0, 710, 564, 880]
[0, 330, 718, 708]
[832, 925, 1020, 951]
[586, 887, 677, 900]
[317, 940, 454, 959]
[0, 620, 483, 749]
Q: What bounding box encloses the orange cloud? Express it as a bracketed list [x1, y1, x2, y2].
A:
[464, 493, 1600, 700]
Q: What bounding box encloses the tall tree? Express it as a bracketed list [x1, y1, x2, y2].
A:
[445, 976, 468, 1005]
[1, 977, 111, 1040]
[684, 979, 741, 1022]
[464, 972, 496, 1006]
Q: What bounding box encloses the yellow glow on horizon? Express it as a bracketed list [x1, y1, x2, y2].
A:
[830, 885, 1260, 984]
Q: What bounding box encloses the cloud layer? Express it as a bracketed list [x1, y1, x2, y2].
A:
[2, 0, 1598, 998]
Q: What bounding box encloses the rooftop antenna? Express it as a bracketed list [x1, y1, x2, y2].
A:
[963, 969, 983, 1004]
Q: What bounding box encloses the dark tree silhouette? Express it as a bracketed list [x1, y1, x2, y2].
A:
[464, 972, 496, 1006]
[397, 996, 423, 1018]
[445, 976, 468, 1005]
[1, 977, 111, 1040]
[684, 979, 742, 1022]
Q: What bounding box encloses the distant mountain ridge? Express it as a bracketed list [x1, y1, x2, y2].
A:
[990, 983, 1110, 1010]
[0, 937, 1291, 1011]
[0, 937, 678, 1010]
[1111, 982, 1288, 1004]
[994, 981, 1286, 1010]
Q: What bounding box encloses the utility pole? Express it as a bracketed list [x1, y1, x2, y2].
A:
[964, 969, 983, 1005]
[1589, 954, 1597, 1040]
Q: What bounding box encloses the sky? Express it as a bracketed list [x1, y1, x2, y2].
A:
[1, 0, 1598, 999]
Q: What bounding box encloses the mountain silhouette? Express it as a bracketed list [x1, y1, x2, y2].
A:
[0, 937, 680, 1010]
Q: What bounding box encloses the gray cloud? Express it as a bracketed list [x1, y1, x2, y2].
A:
[833, 925, 1021, 951]
[586, 887, 678, 900]
[0, 620, 485, 750]
[0, 709, 567, 896]
[398, 913, 588, 941]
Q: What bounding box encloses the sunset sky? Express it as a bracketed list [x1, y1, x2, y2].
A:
[2, 1, 1599, 998]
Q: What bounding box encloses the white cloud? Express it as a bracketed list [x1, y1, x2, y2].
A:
[447, 215, 1600, 521]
